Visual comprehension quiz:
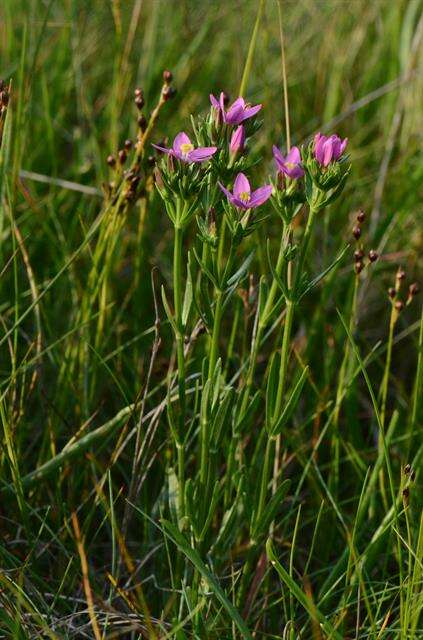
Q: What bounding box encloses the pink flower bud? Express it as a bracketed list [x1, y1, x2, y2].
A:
[229, 125, 245, 156]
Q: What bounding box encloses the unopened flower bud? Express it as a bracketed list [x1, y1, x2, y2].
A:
[147, 155, 156, 166]
[163, 70, 173, 83]
[388, 287, 396, 299]
[354, 249, 364, 261]
[134, 87, 143, 98]
[124, 139, 132, 150]
[356, 209, 365, 223]
[107, 155, 116, 167]
[404, 463, 411, 475]
[368, 249, 378, 262]
[354, 261, 364, 274]
[118, 149, 127, 164]
[229, 125, 245, 157]
[352, 226, 361, 240]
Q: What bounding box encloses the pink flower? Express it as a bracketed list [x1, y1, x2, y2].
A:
[210, 92, 262, 125]
[152, 132, 217, 163]
[272, 145, 304, 179]
[219, 173, 272, 210]
[229, 125, 245, 155]
[314, 133, 348, 167]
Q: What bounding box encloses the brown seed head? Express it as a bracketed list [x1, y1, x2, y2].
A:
[163, 70, 173, 83]
[409, 282, 419, 296]
[354, 261, 364, 274]
[107, 155, 116, 167]
[368, 249, 378, 262]
[124, 139, 132, 150]
[356, 209, 365, 223]
[137, 115, 147, 131]
[352, 226, 361, 240]
[162, 86, 176, 101]
[388, 287, 396, 299]
[394, 300, 404, 312]
[118, 149, 127, 164]
[135, 95, 145, 110]
[354, 249, 364, 261]
[396, 268, 406, 281]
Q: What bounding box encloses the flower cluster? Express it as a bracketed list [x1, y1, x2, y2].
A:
[153, 89, 350, 227]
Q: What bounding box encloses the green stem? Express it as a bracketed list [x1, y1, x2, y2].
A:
[330, 275, 359, 496]
[208, 291, 224, 378]
[380, 305, 396, 430]
[173, 223, 186, 519]
[239, 234, 286, 417]
[272, 298, 295, 422]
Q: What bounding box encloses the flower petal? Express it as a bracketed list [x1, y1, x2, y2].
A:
[231, 197, 249, 210]
[248, 185, 273, 208]
[322, 140, 334, 166]
[233, 172, 251, 198]
[173, 131, 192, 154]
[286, 146, 301, 164]
[187, 146, 217, 162]
[238, 104, 262, 122]
[210, 94, 220, 109]
[339, 137, 348, 155]
[152, 143, 172, 155]
[314, 133, 326, 165]
[272, 145, 286, 172]
[219, 92, 226, 112]
[218, 182, 234, 201]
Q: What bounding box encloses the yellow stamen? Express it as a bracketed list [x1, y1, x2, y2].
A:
[180, 142, 194, 155]
[239, 191, 250, 202]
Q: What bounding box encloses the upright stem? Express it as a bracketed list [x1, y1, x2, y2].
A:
[380, 304, 396, 430]
[330, 275, 359, 497]
[273, 299, 295, 421]
[173, 223, 186, 519]
[208, 242, 236, 378]
[239, 234, 286, 417]
[208, 291, 224, 378]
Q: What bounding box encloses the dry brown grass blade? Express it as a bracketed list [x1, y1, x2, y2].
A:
[71, 511, 102, 640]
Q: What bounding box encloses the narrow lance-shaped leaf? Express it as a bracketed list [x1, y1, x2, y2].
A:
[161, 519, 254, 639]
[266, 539, 343, 640]
[270, 366, 309, 436]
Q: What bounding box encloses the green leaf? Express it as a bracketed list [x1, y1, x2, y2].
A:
[270, 366, 309, 436]
[210, 387, 234, 449]
[235, 390, 260, 436]
[252, 479, 291, 539]
[299, 245, 349, 301]
[161, 285, 178, 334]
[226, 250, 255, 288]
[199, 480, 220, 541]
[266, 539, 343, 640]
[266, 352, 280, 431]
[182, 253, 193, 327]
[161, 519, 253, 639]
